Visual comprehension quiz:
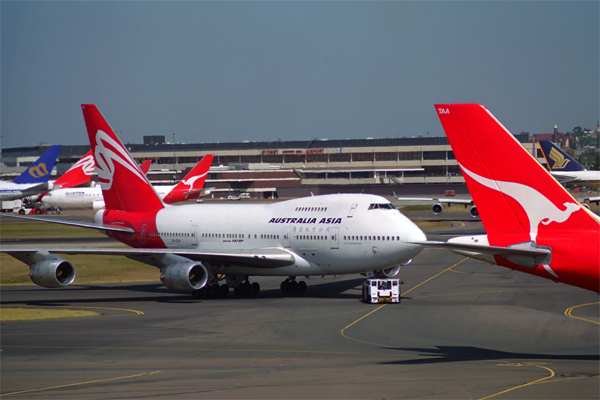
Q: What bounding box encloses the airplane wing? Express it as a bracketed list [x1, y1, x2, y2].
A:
[0, 182, 50, 201]
[3, 247, 296, 269]
[412, 241, 551, 269]
[0, 214, 135, 234]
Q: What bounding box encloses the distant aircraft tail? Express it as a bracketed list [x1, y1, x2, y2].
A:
[163, 154, 214, 204]
[139, 159, 152, 175]
[81, 104, 164, 213]
[434, 104, 598, 244]
[51, 150, 95, 190]
[538, 140, 585, 172]
[13, 145, 62, 184]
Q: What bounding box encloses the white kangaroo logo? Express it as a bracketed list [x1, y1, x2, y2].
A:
[181, 171, 208, 190]
[460, 163, 580, 242]
[94, 130, 146, 190]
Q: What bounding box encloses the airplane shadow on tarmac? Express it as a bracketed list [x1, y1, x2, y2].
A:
[4, 277, 367, 307]
[380, 345, 600, 365]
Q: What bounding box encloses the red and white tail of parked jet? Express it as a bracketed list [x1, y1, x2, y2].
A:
[422, 104, 600, 293]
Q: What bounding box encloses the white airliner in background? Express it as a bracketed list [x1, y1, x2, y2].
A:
[395, 192, 478, 218]
[0, 145, 62, 201]
[2, 105, 426, 298]
[41, 154, 214, 209]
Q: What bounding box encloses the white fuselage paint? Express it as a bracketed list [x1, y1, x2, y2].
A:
[42, 185, 175, 208]
[146, 193, 426, 276]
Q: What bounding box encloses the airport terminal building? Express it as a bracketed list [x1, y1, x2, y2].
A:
[1, 133, 536, 198]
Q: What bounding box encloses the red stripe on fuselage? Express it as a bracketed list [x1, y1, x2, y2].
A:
[102, 209, 165, 249]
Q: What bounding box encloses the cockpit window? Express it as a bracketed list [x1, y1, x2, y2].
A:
[368, 203, 396, 210]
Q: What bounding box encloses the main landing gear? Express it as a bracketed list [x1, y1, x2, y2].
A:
[280, 277, 307, 295]
[233, 280, 260, 296]
[192, 281, 229, 299]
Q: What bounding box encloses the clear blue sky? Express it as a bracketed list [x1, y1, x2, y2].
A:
[2, 1, 598, 149]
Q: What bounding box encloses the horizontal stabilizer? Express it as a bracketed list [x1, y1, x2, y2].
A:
[411, 240, 552, 269]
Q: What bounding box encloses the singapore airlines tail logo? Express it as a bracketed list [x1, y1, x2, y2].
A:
[28, 163, 49, 178]
[94, 130, 146, 190]
[72, 154, 95, 176]
[460, 163, 580, 242]
[548, 147, 570, 170]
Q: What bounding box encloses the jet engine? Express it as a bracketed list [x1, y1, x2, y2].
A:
[375, 266, 401, 278]
[431, 203, 443, 216]
[30, 258, 76, 288]
[470, 206, 479, 218]
[92, 199, 106, 210]
[160, 262, 209, 292]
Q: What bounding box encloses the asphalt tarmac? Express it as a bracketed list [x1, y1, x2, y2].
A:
[1, 208, 598, 399]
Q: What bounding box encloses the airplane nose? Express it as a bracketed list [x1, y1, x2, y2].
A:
[405, 225, 427, 253]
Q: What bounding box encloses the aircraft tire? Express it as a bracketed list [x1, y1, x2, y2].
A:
[251, 282, 260, 295]
[280, 281, 289, 294]
[220, 284, 229, 297]
[234, 284, 244, 296]
[289, 281, 299, 294]
[242, 282, 251, 296]
[298, 281, 307, 293]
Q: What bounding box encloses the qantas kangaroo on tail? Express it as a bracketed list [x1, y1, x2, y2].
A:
[2, 105, 425, 298]
[422, 104, 600, 293]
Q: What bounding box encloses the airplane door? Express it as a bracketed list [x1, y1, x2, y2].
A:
[330, 227, 339, 249]
[191, 225, 198, 248]
[347, 203, 358, 218]
[284, 226, 291, 248]
[140, 224, 147, 245]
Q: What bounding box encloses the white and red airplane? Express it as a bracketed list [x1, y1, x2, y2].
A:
[40, 154, 214, 209]
[2, 104, 425, 297]
[421, 104, 599, 293]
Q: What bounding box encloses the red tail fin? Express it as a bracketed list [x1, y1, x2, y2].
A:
[435, 104, 598, 243]
[139, 159, 152, 175]
[163, 154, 214, 204]
[52, 150, 95, 189]
[81, 104, 164, 213]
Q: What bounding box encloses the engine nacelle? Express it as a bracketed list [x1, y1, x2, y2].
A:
[470, 206, 479, 218]
[375, 266, 401, 278]
[30, 258, 76, 288]
[92, 199, 106, 210]
[431, 203, 443, 216]
[160, 262, 209, 292]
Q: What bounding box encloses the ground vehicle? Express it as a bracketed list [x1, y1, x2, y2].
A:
[362, 279, 401, 303]
[1, 200, 23, 213]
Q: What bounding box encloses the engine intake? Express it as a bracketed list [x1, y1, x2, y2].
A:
[470, 206, 479, 218]
[375, 266, 401, 278]
[431, 203, 443, 216]
[30, 259, 76, 288]
[160, 262, 208, 292]
[92, 199, 106, 210]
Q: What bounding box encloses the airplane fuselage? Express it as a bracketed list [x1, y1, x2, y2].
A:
[96, 193, 425, 276]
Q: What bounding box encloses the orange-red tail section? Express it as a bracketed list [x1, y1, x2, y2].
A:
[435, 104, 599, 245]
[52, 150, 95, 189]
[81, 104, 164, 213]
[163, 154, 214, 204]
